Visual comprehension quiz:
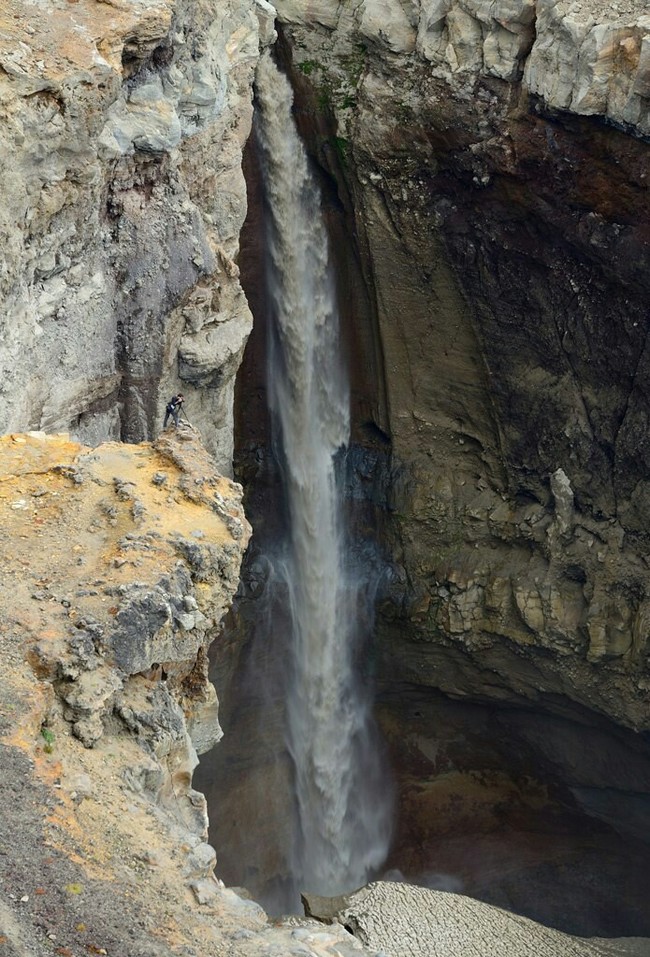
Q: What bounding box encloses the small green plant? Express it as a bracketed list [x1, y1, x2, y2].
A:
[331, 136, 350, 164]
[298, 60, 319, 76]
[41, 726, 55, 753]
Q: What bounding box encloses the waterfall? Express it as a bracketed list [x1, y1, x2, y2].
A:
[254, 51, 393, 899]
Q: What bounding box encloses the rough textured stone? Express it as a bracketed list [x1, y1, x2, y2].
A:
[0, 429, 250, 752]
[0, 0, 269, 473]
[304, 881, 650, 956]
[0, 428, 385, 957]
[525, 2, 650, 131]
[267, 0, 650, 734]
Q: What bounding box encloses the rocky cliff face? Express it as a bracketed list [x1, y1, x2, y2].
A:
[270, 0, 650, 731]
[0, 0, 276, 473]
[0, 429, 378, 957]
[4, 0, 650, 943]
[219, 0, 650, 932]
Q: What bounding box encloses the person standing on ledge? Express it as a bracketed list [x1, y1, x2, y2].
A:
[163, 393, 185, 429]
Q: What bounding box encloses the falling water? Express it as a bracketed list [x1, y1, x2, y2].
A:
[254, 51, 392, 898]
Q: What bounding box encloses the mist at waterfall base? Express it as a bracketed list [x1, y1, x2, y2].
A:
[223, 51, 393, 912]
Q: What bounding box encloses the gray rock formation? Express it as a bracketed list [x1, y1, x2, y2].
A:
[0, 0, 275, 472]
[267, 0, 650, 732]
[278, 0, 649, 134]
[304, 881, 650, 957]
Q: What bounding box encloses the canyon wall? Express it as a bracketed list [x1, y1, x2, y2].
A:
[271, 0, 650, 731]
[0, 0, 276, 473]
[217, 0, 650, 930]
[3, 0, 650, 942]
[6, 0, 648, 736]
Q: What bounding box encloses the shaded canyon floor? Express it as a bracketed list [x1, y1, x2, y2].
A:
[196, 603, 650, 937]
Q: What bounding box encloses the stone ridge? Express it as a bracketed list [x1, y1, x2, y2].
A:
[1, 427, 250, 748]
[0, 429, 374, 957]
[276, 0, 650, 135]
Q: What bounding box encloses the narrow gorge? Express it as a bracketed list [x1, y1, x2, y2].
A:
[1, 0, 650, 954]
[196, 50, 393, 910]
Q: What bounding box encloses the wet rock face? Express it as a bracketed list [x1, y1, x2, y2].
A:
[375, 684, 650, 936]
[0, 0, 272, 473]
[271, 0, 650, 731]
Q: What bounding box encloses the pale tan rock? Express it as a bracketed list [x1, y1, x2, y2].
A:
[277, 0, 342, 29]
[550, 466, 574, 537]
[514, 583, 546, 635]
[277, 0, 649, 133]
[525, 3, 650, 133]
[359, 0, 418, 53]
[417, 0, 536, 80]
[255, 0, 280, 46]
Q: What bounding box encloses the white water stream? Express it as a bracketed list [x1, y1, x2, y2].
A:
[254, 51, 392, 898]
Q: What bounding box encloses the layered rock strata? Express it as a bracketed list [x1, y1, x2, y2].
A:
[0, 0, 276, 472]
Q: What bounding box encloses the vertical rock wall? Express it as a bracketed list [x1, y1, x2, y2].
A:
[0, 0, 276, 473]
[271, 0, 650, 731]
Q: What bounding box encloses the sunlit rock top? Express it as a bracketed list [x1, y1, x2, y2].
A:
[275, 0, 650, 134]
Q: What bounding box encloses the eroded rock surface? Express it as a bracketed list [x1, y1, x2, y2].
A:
[304, 881, 650, 957]
[262, 0, 650, 733]
[1, 429, 250, 749]
[0, 430, 374, 957]
[0, 0, 274, 471]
